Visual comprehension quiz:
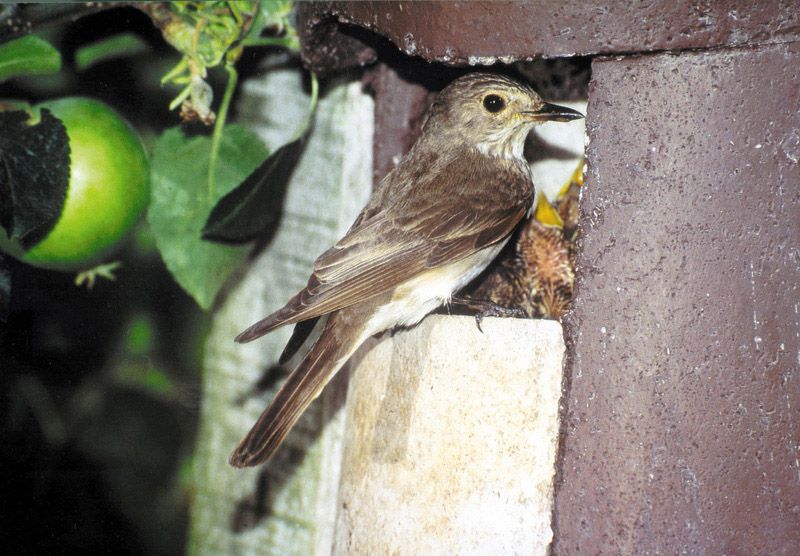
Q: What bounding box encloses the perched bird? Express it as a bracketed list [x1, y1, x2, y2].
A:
[230, 72, 583, 467]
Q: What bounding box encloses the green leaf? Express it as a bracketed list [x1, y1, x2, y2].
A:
[0, 109, 70, 248]
[74, 33, 150, 71]
[202, 137, 304, 243]
[203, 71, 318, 244]
[148, 125, 268, 310]
[0, 35, 61, 82]
[124, 313, 155, 356]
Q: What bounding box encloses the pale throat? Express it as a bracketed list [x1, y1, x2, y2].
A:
[473, 123, 533, 162]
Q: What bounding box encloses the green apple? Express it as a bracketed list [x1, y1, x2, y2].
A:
[2, 97, 149, 272]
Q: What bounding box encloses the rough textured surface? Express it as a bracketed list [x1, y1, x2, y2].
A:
[189, 70, 373, 555]
[298, 1, 800, 72]
[556, 43, 800, 554]
[365, 64, 433, 185]
[335, 315, 565, 555]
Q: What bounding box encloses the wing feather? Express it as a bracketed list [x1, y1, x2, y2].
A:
[236, 155, 532, 343]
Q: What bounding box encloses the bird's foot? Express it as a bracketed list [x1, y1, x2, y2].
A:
[449, 296, 527, 332]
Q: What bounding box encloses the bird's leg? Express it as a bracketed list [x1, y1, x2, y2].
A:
[448, 296, 528, 332]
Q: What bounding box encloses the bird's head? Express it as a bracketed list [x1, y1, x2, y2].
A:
[423, 72, 583, 161]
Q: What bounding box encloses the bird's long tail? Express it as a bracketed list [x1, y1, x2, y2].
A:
[229, 312, 361, 468]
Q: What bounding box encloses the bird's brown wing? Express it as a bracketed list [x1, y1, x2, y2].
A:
[236, 161, 531, 343]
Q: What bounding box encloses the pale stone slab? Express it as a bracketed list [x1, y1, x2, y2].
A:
[334, 315, 565, 555]
[189, 69, 374, 556]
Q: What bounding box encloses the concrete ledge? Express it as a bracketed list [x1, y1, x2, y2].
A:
[334, 315, 565, 554]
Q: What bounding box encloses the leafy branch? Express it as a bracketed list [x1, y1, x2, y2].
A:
[0, 1, 313, 310]
[142, 0, 315, 308]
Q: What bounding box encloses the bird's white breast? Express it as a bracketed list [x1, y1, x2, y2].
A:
[363, 240, 510, 335]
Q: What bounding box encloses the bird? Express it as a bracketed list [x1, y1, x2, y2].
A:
[229, 72, 583, 467]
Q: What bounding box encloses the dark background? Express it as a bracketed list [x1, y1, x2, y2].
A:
[0, 7, 217, 553]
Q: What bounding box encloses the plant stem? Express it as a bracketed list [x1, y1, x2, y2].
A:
[294, 71, 318, 141]
[208, 62, 238, 202]
[241, 36, 298, 49]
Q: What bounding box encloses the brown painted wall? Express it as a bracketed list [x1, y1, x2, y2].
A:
[299, 1, 800, 72]
[557, 43, 800, 553]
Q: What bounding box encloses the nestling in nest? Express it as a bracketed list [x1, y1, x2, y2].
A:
[468, 160, 582, 320]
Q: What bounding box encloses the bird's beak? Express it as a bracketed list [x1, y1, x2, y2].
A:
[523, 102, 584, 122]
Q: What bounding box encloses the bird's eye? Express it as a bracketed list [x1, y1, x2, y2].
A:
[482, 94, 506, 113]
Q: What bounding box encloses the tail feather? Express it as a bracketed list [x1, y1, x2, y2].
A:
[235, 303, 298, 343]
[229, 315, 358, 467]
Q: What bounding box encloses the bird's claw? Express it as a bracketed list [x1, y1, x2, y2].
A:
[473, 303, 526, 332]
[449, 296, 527, 333]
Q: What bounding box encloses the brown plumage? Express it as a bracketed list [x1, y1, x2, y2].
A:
[230, 73, 583, 467]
